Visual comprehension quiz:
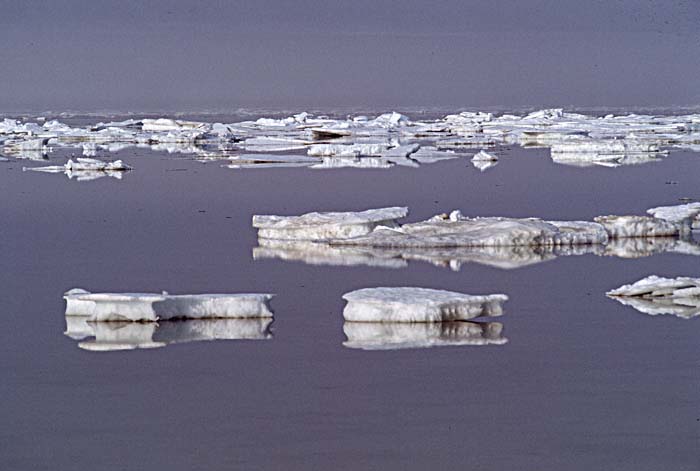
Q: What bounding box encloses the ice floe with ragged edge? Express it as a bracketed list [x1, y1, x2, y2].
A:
[4, 108, 699, 170]
[252, 204, 700, 270]
[340, 287, 508, 350]
[23, 158, 132, 181]
[64, 288, 274, 322]
[342, 287, 507, 323]
[606, 275, 700, 319]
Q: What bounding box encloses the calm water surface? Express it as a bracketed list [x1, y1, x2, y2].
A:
[0, 135, 697, 470]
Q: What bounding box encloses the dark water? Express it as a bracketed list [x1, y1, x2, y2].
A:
[1, 143, 697, 470]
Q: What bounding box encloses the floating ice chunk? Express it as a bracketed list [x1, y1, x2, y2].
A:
[379, 143, 421, 167]
[226, 154, 318, 164]
[593, 215, 681, 238]
[142, 118, 206, 132]
[471, 149, 498, 162]
[3, 137, 51, 160]
[25, 158, 131, 181]
[63, 289, 274, 322]
[410, 146, 460, 164]
[472, 160, 498, 171]
[372, 112, 410, 127]
[343, 321, 506, 350]
[253, 207, 408, 241]
[307, 143, 390, 157]
[310, 128, 352, 140]
[646, 202, 700, 228]
[333, 216, 608, 248]
[65, 318, 273, 351]
[606, 275, 700, 319]
[342, 287, 507, 323]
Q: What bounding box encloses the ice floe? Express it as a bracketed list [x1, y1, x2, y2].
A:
[342, 287, 507, 323]
[24, 158, 131, 181]
[607, 275, 700, 319]
[253, 204, 700, 270]
[343, 321, 506, 350]
[4, 109, 699, 172]
[252, 207, 407, 240]
[65, 317, 273, 351]
[63, 288, 274, 322]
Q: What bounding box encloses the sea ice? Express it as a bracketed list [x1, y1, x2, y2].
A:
[253, 207, 408, 240]
[24, 158, 131, 181]
[606, 275, 700, 319]
[646, 202, 700, 228]
[342, 287, 507, 323]
[593, 215, 681, 238]
[342, 321, 506, 350]
[63, 289, 274, 322]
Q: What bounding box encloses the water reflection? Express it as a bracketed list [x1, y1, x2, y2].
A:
[343, 321, 506, 350]
[607, 296, 700, 319]
[64, 317, 273, 351]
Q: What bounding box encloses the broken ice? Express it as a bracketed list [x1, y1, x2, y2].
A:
[342, 287, 507, 323]
[253, 204, 700, 270]
[24, 158, 132, 181]
[3, 108, 699, 172]
[64, 288, 274, 322]
[607, 275, 700, 319]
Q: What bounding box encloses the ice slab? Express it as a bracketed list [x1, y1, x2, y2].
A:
[471, 149, 498, 161]
[253, 207, 408, 241]
[333, 216, 608, 248]
[607, 275, 700, 319]
[646, 202, 700, 228]
[24, 158, 131, 181]
[342, 287, 507, 323]
[343, 321, 506, 350]
[593, 215, 681, 238]
[64, 289, 274, 322]
[65, 318, 273, 351]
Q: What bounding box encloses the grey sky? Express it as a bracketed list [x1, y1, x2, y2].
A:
[1, 0, 698, 111]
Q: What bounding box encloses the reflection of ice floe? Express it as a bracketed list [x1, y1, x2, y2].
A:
[607, 275, 700, 319]
[64, 288, 274, 322]
[471, 149, 499, 171]
[343, 321, 506, 350]
[253, 204, 700, 270]
[65, 317, 273, 351]
[342, 287, 507, 322]
[4, 108, 699, 172]
[24, 158, 132, 181]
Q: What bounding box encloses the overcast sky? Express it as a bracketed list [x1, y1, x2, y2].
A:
[1, 0, 698, 111]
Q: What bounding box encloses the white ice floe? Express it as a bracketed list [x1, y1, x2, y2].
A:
[471, 149, 498, 162]
[646, 202, 700, 228]
[6, 109, 700, 172]
[606, 275, 700, 319]
[24, 158, 131, 181]
[343, 321, 506, 350]
[593, 215, 681, 238]
[65, 317, 272, 351]
[253, 207, 408, 241]
[63, 288, 274, 322]
[342, 287, 507, 323]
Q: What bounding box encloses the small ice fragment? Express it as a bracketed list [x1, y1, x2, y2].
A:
[343, 321, 506, 350]
[471, 149, 498, 161]
[64, 289, 274, 322]
[472, 160, 498, 172]
[253, 207, 408, 241]
[606, 275, 700, 319]
[342, 287, 508, 323]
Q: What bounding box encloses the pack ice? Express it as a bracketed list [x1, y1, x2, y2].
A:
[65, 318, 273, 351]
[342, 287, 507, 323]
[606, 276, 700, 319]
[64, 288, 274, 322]
[4, 108, 699, 170]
